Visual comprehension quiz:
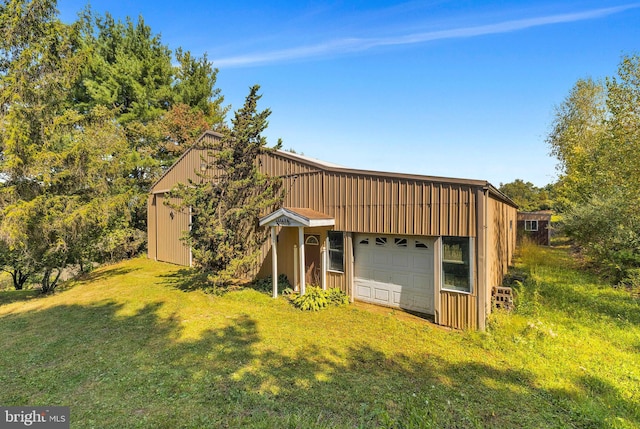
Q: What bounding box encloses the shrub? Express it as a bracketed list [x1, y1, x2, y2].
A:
[562, 192, 640, 282]
[291, 286, 328, 311]
[326, 287, 349, 306]
[251, 274, 291, 294]
[620, 267, 640, 290]
[290, 286, 349, 311]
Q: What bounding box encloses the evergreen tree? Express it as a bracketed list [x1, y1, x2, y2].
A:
[0, 1, 226, 291]
[171, 86, 284, 287]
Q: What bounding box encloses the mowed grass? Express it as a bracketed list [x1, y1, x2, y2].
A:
[0, 249, 639, 429]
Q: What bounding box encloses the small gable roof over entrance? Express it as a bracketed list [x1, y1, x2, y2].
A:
[259, 207, 335, 228]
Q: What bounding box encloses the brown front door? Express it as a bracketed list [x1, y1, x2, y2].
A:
[304, 234, 321, 285]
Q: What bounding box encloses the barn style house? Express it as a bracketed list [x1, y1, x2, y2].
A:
[148, 131, 518, 330]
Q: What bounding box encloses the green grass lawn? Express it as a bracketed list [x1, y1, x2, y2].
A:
[1, 246, 639, 428]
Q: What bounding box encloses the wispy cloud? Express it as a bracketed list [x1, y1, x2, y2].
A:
[214, 4, 639, 68]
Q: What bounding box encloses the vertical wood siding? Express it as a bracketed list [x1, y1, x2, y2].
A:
[487, 195, 517, 291]
[320, 172, 477, 236]
[147, 195, 157, 260]
[153, 194, 191, 266]
[440, 291, 477, 330]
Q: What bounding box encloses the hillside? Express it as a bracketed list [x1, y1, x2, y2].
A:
[0, 247, 638, 428]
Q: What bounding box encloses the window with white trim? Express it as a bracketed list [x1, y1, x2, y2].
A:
[524, 220, 538, 231]
[442, 237, 472, 293]
[328, 231, 344, 272]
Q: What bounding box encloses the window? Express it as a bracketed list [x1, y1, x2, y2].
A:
[525, 220, 538, 231]
[305, 235, 319, 245]
[415, 240, 429, 249]
[328, 231, 344, 272]
[442, 237, 472, 293]
[359, 238, 369, 245]
[375, 237, 387, 246]
[394, 238, 408, 247]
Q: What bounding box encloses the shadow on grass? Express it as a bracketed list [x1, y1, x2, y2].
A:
[0, 289, 41, 306]
[72, 266, 142, 285]
[159, 268, 211, 292]
[1, 299, 636, 428]
[539, 275, 640, 326]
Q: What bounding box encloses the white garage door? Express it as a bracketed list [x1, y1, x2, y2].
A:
[354, 234, 435, 314]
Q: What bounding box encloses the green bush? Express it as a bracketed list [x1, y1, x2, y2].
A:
[326, 287, 349, 306]
[562, 192, 640, 282]
[290, 286, 349, 311]
[291, 286, 328, 311]
[620, 267, 640, 289]
[251, 274, 291, 294]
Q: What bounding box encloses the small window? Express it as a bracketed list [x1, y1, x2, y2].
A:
[415, 240, 429, 249]
[442, 237, 472, 293]
[375, 237, 387, 246]
[359, 238, 369, 245]
[305, 235, 319, 245]
[525, 220, 538, 231]
[394, 238, 408, 247]
[328, 231, 344, 272]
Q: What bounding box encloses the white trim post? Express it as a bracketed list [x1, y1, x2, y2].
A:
[293, 244, 298, 292]
[299, 226, 306, 295]
[321, 240, 327, 290]
[271, 226, 278, 298]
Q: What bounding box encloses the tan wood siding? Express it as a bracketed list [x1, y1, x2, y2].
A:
[440, 291, 477, 330]
[487, 195, 517, 291]
[326, 271, 346, 292]
[147, 194, 157, 260]
[322, 173, 476, 237]
[154, 193, 191, 266]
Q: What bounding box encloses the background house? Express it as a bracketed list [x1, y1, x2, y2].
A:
[148, 131, 518, 330]
[517, 211, 552, 246]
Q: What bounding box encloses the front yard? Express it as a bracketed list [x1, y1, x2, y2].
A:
[0, 245, 638, 428]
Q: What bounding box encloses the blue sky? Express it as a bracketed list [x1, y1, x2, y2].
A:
[58, 1, 640, 187]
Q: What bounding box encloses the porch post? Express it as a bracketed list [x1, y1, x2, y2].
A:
[293, 245, 298, 291]
[271, 226, 278, 298]
[298, 226, 306, 295]
[321, 241, 327, 290]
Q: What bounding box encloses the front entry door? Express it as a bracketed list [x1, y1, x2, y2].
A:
[304, 234, 321, 285]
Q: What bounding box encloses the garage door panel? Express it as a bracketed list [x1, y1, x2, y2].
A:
[392, 291, 402, 305]
[392, 253, 410, 267]
[374, 288, 390, 302]
[355, 234, 435, 315]
[391, 272, 410, 286]
[374, 252, 390, 265]
[356, 284, 372, 298]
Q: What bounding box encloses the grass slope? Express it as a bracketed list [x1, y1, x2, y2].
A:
[0, 248, 638, 428]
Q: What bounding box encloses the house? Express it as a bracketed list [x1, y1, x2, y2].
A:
[517, 211, 552, 246]
[148, 131, 518, 330]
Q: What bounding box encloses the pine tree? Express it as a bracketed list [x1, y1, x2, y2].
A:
[171, 85, 284, 287]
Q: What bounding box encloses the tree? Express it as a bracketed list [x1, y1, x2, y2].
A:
[1, 2, 227, 291]
[170, 85, 284, 287]
[547, 78, 609, 205]
[498, 179, 554, 212]
[547, 54, 640, 281]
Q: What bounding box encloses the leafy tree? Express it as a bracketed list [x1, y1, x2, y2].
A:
[1, 1, 227, 291]
[547, 78, 609, 205]
[170, 85, 284, 287]
[547, 54, 640, 281]
[498, 179, 554, 212]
